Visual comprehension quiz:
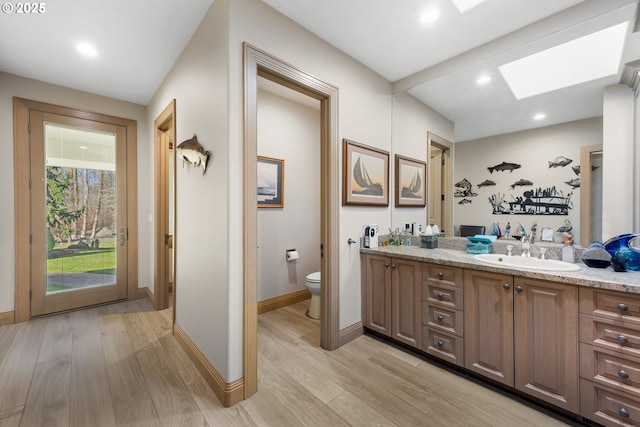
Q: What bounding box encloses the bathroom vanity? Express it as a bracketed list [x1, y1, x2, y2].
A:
[361, 243, 640, 426]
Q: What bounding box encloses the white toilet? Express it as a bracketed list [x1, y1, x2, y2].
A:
[305, 271, 321, 319]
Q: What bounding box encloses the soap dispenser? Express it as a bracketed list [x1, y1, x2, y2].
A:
[562, 234, 575, 263]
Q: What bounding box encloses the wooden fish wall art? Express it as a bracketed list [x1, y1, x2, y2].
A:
[177, 134, 211, 176]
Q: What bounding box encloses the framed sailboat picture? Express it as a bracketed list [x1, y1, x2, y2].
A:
[257, 156, 284, 208]
[395, 155, 426, 207]
[342, 139, 389, 206]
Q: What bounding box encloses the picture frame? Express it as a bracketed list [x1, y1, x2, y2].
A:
[257, 156, 284, 208]
[395, 155, 427, 207]
[541, 227, 554, 242]
[342, 139, 389, 206]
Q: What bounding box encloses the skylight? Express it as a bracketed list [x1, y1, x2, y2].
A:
[451, 0, 486, 14]
[499, 22, 628, 100]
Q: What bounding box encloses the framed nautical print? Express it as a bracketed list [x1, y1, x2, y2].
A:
[342, 139, 389, 206]
[395, 155, 426, 207]
[257, 156, 284, 208]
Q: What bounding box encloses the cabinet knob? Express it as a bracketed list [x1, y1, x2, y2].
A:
[437, 272, 444, 279]
[436, 293, 444, 300]
[618, 303, 629, 312]
[618, 370, 630, 380]
[515, 285, 523, 293]
[437, 340, 444, 348]
[391, 264, 396, 269]
[437, 315, 444, 322]
[617, 335, 630, 345]
[619, 408, 630, 419]
[503, 283, 510, 291]
[384, 263, 389, 268]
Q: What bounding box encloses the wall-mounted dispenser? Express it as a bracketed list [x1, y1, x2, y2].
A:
[286, 248, 299, 261]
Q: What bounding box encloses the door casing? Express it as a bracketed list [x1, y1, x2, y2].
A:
[13, 97, 138, 322]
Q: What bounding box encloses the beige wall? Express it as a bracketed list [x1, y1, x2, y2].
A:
[146, 0, 232, 379]
[0, 72, 150, 314]
[257, 89, 321, 302]
[454, 117, 603, 244]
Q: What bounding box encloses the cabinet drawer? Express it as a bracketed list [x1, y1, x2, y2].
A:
[581, 314, 640, 359]
[580, 288, 640, 328]
[580, 343, 640, 398]
[422, 302, 463, 336]
[422, 264, 463, 288]
[581, 378, 640, 426]
[422, 326, 464, 367]
[422, 282, 463, 309]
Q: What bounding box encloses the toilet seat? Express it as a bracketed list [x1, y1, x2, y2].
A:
[306, 271, 321, 283]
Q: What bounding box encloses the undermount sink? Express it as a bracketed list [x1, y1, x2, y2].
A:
[473, 253, 581, 272]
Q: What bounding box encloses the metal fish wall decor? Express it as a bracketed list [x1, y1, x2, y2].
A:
[458, 198, 472, 205]
[454, 178, 478, 198]
[565, 177, 580, 189]
[477, 179, 496, 188]
[487, 161, 521, 173]
[548, 156, 572, 168]
[177, 134, 211, 176]
[510, 179, 533, 189]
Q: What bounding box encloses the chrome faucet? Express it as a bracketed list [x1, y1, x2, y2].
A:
[521, 234, 534, 257]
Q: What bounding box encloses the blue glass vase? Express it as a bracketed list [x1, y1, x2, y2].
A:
[611, 246, 640, 272]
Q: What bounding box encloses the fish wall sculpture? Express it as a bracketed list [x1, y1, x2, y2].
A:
[565, 177, 580, 188]
[548, 156, 572, 168]
[477, 179, 496, 188]
[487, 161, 521, 173]
[510, 179, 533, 189]
[177, 134, 211, 176]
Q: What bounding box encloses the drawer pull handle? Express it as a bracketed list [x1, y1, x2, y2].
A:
[436, 293, 444, 300]
[503, 283, 510, 291]
[391, 264, 396, 269]
[384, 263, 389, 268]
[619, 408, 630, 419]
[618, 303, 629, 312]
[515, 285, 523, 293]
[437, 272, 444, 279]
[437, 340, 444, 348]
[618, 335, 630, 345]
[619, 370, 630, 380]
[437, 315, 444, 322]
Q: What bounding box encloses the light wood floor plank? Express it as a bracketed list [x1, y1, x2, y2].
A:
[37, 312, 73, 364]
[0, 319, 46, 419]
[113, 396, 162, 427]
[326, 390, 399, 427]
[0, 413, 20, 427]
[135, 345, 208, 426]
[69, 307, 117, 427]
[102, 331, 149, 405]
[20, 357, 71, 427]
[0, 324, 19, 369]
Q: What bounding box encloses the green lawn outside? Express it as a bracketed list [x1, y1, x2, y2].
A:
[47, 248, 116, 274]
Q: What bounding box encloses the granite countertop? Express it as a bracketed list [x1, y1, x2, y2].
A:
[360, 244, 640, 294]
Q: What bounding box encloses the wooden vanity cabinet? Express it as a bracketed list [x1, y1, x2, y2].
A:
[464, 272, 579, 412]
[514, 277, 579, 413]
[362, 254, 421, 348]
[579, 288, 640, 426]
[464, 270, 514, 385]
[422, 263, 465, 366]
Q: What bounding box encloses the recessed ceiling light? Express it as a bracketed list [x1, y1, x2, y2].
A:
[76, 43, 98, 57]
[499, 22, 628, 100]
[451, 0, 486, 14]
[421, 8, 441, 24]
[533, 113, 546, 121]
[79, 145, 88, 149]
[476, 75, 491, 85]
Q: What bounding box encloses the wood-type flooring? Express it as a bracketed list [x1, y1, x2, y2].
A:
[0, 299, 574, 426]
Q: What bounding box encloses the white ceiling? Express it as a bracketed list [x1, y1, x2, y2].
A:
[1, 0, 639, 141]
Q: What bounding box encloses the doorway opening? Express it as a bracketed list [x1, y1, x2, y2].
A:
[13, 97, 138, 321]
[244, 44, 340, 398]
[154, 100, 177, 313]
[427, 132, 454, 236]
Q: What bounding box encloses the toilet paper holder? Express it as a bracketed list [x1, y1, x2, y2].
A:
[286, 248, 299, 261]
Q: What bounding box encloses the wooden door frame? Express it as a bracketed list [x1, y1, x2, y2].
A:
[243, 43, 340, 398]
[427, 132, 454, 236]
[153, 100, 176, 311]
[13, 97, 138, 322]
[579, 144, 603, 247]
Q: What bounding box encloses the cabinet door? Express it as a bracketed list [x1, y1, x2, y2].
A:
[391, 258, 422, 348]
[464, 270, 514, 386]
[363, 254, 392, 337]
[514, 277, 579, 413]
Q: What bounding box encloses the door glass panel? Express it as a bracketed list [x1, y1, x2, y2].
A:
[45, 123, 117, 294]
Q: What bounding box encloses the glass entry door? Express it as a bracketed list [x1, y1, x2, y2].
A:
[30, 111, 128, 316]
